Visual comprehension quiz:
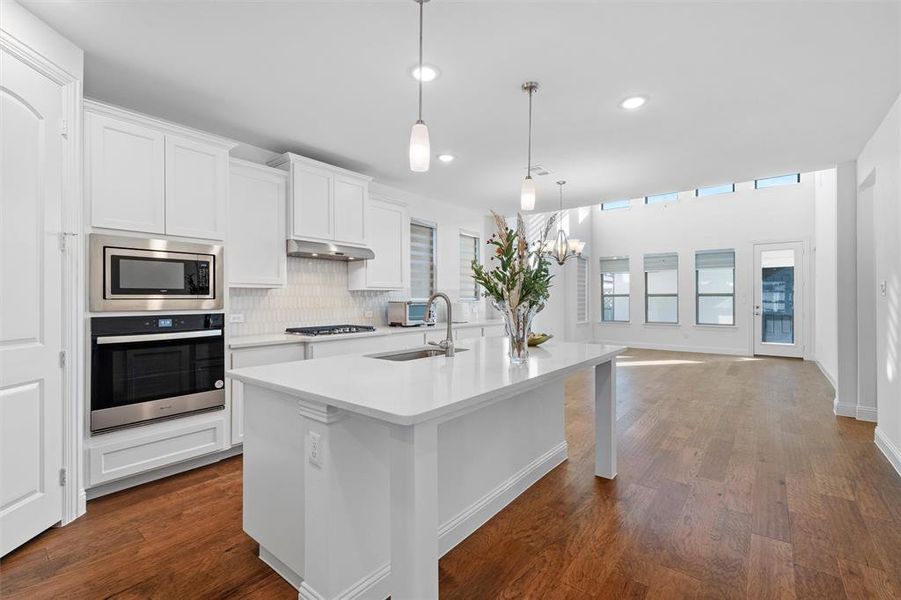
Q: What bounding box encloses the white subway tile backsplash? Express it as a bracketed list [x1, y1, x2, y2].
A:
[228, 258, 405, 337]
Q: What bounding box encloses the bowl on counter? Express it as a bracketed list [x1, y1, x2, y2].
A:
[527, 333, 553, 347]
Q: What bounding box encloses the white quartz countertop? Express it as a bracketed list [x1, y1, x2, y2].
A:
[228, 337, 624, 425]
[228, 320, 505, 349]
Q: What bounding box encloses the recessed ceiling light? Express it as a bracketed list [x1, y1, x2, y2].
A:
[620, 96, 647, 110]
[411, 65, 439, 82]
[437, 153, 455, 163]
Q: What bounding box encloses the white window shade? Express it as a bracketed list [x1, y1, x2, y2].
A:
[410, 221, 436, 299]
[599, 257, 629, 273]
[644, 253, 678, 271]
[576, 256, 589, 322]
[459, 233, 479, 300]
[695, 249, 735, 269]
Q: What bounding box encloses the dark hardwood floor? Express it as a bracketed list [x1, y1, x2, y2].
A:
[2, 349, 900, 599]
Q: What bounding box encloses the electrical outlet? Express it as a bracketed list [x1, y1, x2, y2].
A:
[229, 313, 245, 324]
[364, 310, 374, 319]
[309, 431, 323, 467]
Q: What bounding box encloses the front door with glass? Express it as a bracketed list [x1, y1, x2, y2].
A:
[753, 242, 804, 357]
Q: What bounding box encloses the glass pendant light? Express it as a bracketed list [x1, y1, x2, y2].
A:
[546, 180, 583, 265]
[409, 0, 431, 172]
[520, 81, 539, 210]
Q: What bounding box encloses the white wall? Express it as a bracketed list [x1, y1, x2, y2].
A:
[857, 93, 901, 472]
[589, 175, 817, 356]
[814, 169, 839, 387]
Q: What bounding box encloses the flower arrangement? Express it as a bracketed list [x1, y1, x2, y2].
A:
[471, 211, 557, 363]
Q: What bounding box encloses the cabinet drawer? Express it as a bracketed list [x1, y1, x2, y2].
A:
[88, 413, 226, 486]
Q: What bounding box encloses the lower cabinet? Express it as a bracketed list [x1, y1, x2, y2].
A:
[229, 343, 306, 445]
[87, 411, 227, 487]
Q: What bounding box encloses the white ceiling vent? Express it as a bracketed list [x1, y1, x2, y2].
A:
[529, 164, 551, 176]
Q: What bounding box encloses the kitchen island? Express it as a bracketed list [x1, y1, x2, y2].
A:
[228, 337, 624, 600]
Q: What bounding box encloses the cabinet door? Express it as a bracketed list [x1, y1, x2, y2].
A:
[332, 175, 367, 244]
[165, 135, 228, 240]
[366, 200, 406, 288]
[291, 164, 332, 241]
[228, 162, 287, 287]
[87, 112, 166, 233]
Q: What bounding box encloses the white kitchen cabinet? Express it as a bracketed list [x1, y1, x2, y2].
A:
[348, 197, 408, 290]
[269, 152, 372, 246]
[85, 100, 234, 239]
[86, 110, 166, 234]
[228, 159, 287, 287]
[229, 344, 306, 445]
[165, 135, 229, 239]
[86, 411, 227, 486]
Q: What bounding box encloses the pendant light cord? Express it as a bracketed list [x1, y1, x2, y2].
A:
[418, 0, 424, 123]
[526, 87, 533, 173]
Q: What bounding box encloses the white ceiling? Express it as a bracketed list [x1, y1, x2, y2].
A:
[22, 1, 900, 212]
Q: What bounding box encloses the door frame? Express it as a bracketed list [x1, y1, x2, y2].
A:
[749, 239, 808, 358]
[1, 8, 85, 526]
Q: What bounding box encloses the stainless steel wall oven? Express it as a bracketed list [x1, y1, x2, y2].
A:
[90, 313, 225, 432]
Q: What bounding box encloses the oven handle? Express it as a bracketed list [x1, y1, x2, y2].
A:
[95, 329, 223, 345]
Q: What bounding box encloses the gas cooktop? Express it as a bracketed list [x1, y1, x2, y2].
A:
[285, 324, 376, 336]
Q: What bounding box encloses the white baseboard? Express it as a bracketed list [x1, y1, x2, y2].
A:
[814, 360, 838, 392]
[856, 405, 878, 423]
[593, 339, 748, 356]
[260, 547, 304, 592]
[293, 441, 568, 600]
[86, 444, 243, 500]
[833, 397, 857, 418]
[875, 427, 901, 477]
[438, 440, 568, 556]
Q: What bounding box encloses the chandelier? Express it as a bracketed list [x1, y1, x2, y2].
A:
[543, 181, 585, 265]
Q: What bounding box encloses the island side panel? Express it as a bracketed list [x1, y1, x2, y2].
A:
[242, 384, 306, 579]
[594, 359, 617, 479]
[436, 378, 567, 553]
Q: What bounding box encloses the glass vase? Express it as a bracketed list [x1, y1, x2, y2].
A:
[493, 299, 541, 365]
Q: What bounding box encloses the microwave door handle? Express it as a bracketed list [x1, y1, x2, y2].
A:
[95, 329, 223, 345]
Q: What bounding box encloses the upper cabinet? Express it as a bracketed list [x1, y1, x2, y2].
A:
[228, 159, 287, 288]
[348, 196, 408, 290]
[165, 135, 228, 239]
[86, 111, 166, 233]
[269, 152, 372, 246]
[86, 100, 234, 240]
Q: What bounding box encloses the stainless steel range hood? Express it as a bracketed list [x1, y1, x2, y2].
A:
[286, 240, 375, 261]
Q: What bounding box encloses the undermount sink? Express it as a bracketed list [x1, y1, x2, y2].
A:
[368, 347, 469, 362]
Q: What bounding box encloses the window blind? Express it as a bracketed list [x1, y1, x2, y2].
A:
[599, 257, 630, 273]
[643, 253, 678, 271]
[695, 249, 735, 269]
[459, 233, 479, 300]
[576, 256, 589, 322]
[410, 221, 436, 299]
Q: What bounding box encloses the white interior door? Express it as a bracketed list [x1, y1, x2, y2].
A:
[0, 48, 65, 556]
[753, 242, 804, 358]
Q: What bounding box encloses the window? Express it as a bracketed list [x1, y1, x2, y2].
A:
[695, 183, 735, 197]
[601, 199, 630, 211]
[576, 256, 589, 323]
[644, 253, 678, 323]
[645, 192, 678, 205]
[695, 249, 735, 325]
[600, 257, 630, 322]
[755, 174, 800, 189]
[459, 232, 480, 300]
[410, 220, 436, 299]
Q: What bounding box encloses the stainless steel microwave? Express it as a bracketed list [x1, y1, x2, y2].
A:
[387, 300, 436, 327]
[90, 234, 223, 312]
